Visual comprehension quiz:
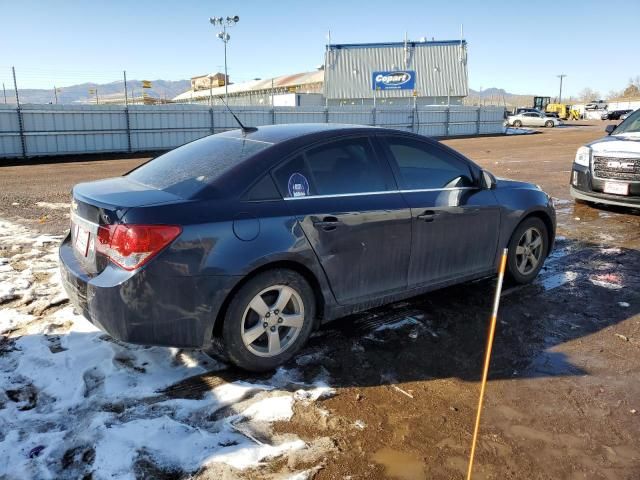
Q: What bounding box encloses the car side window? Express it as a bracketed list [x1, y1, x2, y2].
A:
[383, 137, 474, 190]
[273, 137, 389, 197]
[243, 174, 281, 201]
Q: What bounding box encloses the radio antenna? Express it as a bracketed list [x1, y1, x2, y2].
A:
[217, 96, 257, 134]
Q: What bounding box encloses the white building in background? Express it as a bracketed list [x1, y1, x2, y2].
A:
[172, 38, 468, 107]
[172, 71, 324, 106]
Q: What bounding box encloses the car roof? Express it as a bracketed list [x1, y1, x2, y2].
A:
[217, 123, 384, 144]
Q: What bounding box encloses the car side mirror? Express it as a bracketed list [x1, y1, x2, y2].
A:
[605, 124, 616, 135]
[481, 170, 497, 190]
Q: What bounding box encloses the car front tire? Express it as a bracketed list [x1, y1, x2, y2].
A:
[506, 217, 549, 284]
[513, 120, 522, 127]
[545, 120, 555, 128]
[221, 269, 316, 372]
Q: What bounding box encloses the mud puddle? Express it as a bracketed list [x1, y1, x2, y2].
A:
[372, 447, 426, 480]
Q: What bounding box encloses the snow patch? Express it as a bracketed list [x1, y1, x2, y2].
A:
[539, 271, 579, 291]
[0, 218, 333, 478]
[504, 126, 537, 135]
[36, 201, 71, 211]
[373, 316, 420, 332]
[590, 273, 624, 290]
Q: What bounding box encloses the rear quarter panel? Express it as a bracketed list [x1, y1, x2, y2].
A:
[121, 197, 336, 308]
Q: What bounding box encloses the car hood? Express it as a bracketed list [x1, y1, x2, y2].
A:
[588, 134, 640, 157]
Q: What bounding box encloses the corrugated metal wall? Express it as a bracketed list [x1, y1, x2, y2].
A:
[325, 41, 468, 100]
[0, 104, 505, 159]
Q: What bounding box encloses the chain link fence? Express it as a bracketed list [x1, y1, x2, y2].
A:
[0, 66, 505, 160]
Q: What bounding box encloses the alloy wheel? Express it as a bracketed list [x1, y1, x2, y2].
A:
[240, 284, 305, 357]
[515, 227, 544, 275]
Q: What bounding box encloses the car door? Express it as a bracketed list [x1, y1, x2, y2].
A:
[521, 113, 536, 127]
[379, 135, 501, 287]
[272, 135, 412, 304]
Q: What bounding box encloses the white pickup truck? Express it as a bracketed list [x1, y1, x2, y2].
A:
[570, 109, 640, 208]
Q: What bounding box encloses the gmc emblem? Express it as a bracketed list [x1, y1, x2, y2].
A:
[606, 161, 634, 169]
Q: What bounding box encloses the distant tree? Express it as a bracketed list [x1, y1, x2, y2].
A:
[629, 76, 640, 88]
[623, 84, 640, 98]
[606, 89, 622, 100]
[578, 88, 601, 102]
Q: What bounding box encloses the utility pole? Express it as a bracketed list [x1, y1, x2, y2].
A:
[12, 66, 20, 106]
[2, 82, 6, 104]
[123, 70, 129, 106]
[557, 74, 567, 103]
[54, 85, 58, 104]
[325, 29, 331, 108]
[209, 75, 213, 106]
[209, 15, 239, 101]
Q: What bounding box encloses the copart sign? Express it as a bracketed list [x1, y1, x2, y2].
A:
[372, 71, 416, 90]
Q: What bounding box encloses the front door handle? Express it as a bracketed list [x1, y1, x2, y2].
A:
[313, 216, 342, 231]
[417, 210, 437, 222]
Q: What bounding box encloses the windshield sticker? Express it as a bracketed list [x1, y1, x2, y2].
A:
[288, 173, 310, 197]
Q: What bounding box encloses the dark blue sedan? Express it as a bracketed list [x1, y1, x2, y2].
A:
[60, 124, 556, 371]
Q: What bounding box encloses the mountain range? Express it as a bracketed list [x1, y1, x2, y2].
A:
[467, 87, 539, 107]
[3, 80, 535, 106]
[3, 79, 191, 105]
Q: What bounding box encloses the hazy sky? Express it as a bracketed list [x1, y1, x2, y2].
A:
[1, 0, 638, 97]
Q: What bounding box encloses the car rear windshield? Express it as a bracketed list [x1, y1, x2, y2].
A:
[127, 135, 271, 198]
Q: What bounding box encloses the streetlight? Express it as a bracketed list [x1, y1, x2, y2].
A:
[557, 74, 567, 103]
[209, 15, 239, 100]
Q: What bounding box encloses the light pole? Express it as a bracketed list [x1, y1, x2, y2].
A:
[209, 15, 239, 101]
[557, 74, 567, 103]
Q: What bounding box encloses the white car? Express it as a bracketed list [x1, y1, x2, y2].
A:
[585, 101, 608, 111]
[507, 112, 562, 128]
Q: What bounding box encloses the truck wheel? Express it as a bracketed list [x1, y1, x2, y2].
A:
[506, 217, 549, 284]
[221, 269, 316, 372]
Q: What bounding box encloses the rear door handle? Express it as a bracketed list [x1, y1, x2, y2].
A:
[417, 210, 437, 222]
[313, 216, 342, 231]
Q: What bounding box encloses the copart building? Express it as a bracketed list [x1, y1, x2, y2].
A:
[172, 38, 468, 106]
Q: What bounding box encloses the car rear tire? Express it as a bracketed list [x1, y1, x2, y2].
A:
[513, 120, 522, 127]
[506, 217, 549, 285]
[221, 269, 315, 372]
[545, 120, 555, 128]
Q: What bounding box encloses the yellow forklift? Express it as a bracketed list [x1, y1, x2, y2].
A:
[546, 103, 581, 120]
[546, 103, 570, 119]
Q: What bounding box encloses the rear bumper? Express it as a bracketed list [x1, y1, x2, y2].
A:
[59, 234, 240, 348]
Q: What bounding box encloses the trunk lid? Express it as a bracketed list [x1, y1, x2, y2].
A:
[70, 177, 182, 274]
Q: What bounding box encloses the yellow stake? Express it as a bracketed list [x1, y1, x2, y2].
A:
[466, 248, 509, 480]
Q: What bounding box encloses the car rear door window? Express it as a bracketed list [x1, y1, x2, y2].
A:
[273, 137, 390, 197]
[383, 137, 474, 190]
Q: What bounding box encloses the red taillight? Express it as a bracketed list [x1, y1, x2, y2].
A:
[96, 224, 181, 271]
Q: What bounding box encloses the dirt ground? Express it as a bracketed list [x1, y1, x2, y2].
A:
[1, 122, 639, 479]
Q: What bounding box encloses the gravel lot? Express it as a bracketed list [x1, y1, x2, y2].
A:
[1, 122, 639, 479]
